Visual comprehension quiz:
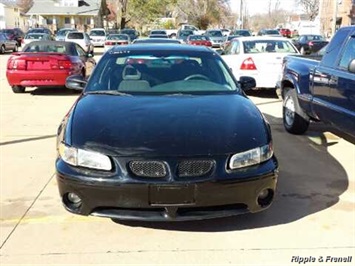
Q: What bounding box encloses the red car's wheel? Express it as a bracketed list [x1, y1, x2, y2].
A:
[12, 85, 25, 93]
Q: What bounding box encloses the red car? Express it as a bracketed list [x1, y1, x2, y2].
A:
[6, 40, 96, 93]
[278, 28, 291, 38]
[187, 35, 212, 47]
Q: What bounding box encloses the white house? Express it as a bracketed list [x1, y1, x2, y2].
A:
[0, 0, 21, 29]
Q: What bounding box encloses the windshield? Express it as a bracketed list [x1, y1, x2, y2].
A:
[57, 29, 75, 36]
[234, 30, 251, 36]
[86, 49, 239, 94]
[208, 31, 223, 37]
[90, 30, 106, 36]
[243, 39, 298, 53]
[25, 33, 45, 39]
[107, 34, 129, 40]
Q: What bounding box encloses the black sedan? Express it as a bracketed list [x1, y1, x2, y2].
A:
[292, 34, 328, 55]
[56, 44, 279, 221]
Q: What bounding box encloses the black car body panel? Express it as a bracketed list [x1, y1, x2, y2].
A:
[70, 94, 269, 156]
[56, 44, 278, 221]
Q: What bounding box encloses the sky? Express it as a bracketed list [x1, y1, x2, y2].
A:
[229, 0, 299, 16]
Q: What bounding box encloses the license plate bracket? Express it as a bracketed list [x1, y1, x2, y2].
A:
[149, 184, 195, 205]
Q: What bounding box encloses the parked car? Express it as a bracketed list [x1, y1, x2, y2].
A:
[6, 40, 96, 93]
[257, 29, 282, 37]
[27, 27, 53, 37]
[57, 44, 278, 221]
[132, 38, 182, 44]
[0, 28, 25, 46]
[120, 28, 139, 41]
[0, 33, 18, 53]
[149, 34, 169, 39]
[149, 29, 168, 38]
[186, 35, 212, 47]
[222, 36, 299, 89]
[104, 34, 130, 51]
[221, 28, 231, 36]
[22, 33, 52, 46]
[176, 29, 194, 43]
[278, 28, 292, 38]
[55, 28, 77, 41]
[65, 31, 94, 54]
[279, 26, 355, 137]
[233, 29, 252, 37]
[292, 34, 329, 55]
[223, 35, 242, 49]
[89, 28, 106, 47]
[204, 29, 226, 48]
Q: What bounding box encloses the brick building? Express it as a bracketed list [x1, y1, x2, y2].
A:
[320, 0, 355, 37]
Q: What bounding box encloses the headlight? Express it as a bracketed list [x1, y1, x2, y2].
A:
[58, 143, 112, 171]
[229, 143, 273, 169]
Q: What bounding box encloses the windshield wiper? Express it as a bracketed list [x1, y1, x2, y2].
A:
[84, 91, 132, 96]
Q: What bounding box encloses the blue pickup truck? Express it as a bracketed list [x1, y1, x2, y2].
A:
[279, 26, 355, 138]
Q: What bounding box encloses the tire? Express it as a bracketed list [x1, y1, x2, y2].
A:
[0, 45, 5, 54]
[12, 85, 25, 93]
[13, 44, 18, 52]
[283, 88, 310, 134]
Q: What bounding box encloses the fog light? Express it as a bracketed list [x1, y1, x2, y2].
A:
[65, 192, 82, 209]
[257, 189, 274, 207]
[68, 193, 81, 204]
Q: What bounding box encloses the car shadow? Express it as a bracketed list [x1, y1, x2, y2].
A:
[245, 88, 279, 99]
[26, 86, 81, 96]
[113, 114, 349, 232]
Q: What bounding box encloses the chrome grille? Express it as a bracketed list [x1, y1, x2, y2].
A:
[129, 161, 167, 178]
[178, 160, 214, 177]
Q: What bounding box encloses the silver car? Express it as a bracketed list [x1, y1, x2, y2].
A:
[204, 29, 226, 48]
[0, 33, 18, 53]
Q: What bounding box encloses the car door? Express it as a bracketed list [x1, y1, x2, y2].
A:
[325, 34, 355, 134]
[310, 27, 353, 123]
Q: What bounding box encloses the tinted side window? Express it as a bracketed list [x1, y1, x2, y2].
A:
[338, 36, 355, 70]
[321, 28, 352, 67]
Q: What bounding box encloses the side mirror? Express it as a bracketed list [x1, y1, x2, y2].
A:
[348, 59, 355, 74]
[238, 76, 256, 91]
[66, 75, 86, 91]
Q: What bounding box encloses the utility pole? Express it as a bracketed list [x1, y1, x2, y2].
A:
[332, 0, 339, 37]
[239, 0, 243, 29]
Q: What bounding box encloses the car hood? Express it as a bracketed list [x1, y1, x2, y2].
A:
[69, 94, 270, 157]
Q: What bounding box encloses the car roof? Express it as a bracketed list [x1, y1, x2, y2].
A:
[110, 43, 211, 52]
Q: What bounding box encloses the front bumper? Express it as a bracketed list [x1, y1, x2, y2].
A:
[56, 157, 278, 221]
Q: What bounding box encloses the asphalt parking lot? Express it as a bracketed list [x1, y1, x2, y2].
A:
[0, 48, 354, 265]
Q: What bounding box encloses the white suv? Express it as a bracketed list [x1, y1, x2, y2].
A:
[65, 32, 94, 54]
[89, 28, 106, 47]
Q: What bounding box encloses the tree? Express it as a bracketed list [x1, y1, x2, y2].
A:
[16, 0, 33, 13]
[176, 0, 232, 29]
[297, 0, 320, 21]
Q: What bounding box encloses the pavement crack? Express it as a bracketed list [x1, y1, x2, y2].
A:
[0, 172, 56, 250]
[0, 134, 56, 146]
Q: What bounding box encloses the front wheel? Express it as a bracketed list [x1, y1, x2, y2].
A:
[12, 85, 25, 93]
[0, 45, 5, 54]
[283, 88, 310, 134]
